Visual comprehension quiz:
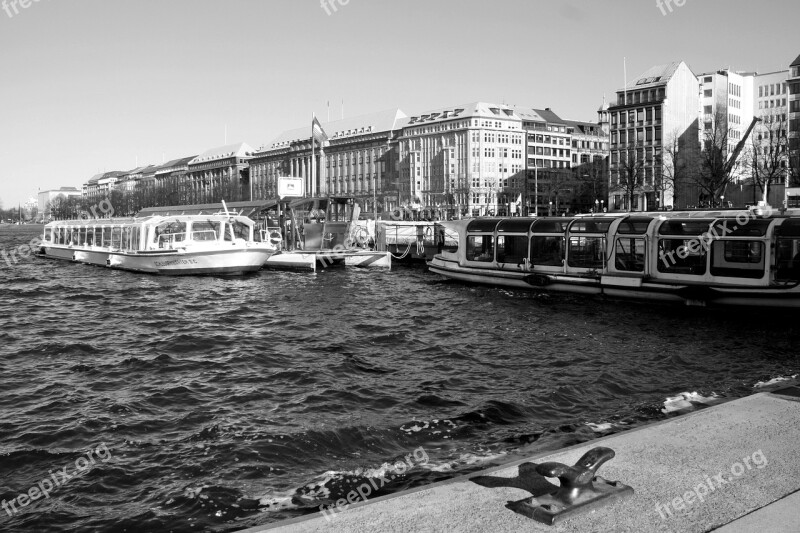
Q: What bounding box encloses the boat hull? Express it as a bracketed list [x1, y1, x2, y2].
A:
[427, 257, 800, 308]
[108, 247, 275, 275]
[41, 244, 274, 276]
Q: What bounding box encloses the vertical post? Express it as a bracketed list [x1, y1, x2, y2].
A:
[311, 116, 315, 199]
[523, 129, 529, 216]
[535, 166, 539, 216]
[374, 150, 378, 220]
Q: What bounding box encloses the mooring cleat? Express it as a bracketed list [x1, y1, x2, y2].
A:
[505, 446, 634, 525]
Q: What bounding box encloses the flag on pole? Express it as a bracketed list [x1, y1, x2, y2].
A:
[312, 115, 328, 147]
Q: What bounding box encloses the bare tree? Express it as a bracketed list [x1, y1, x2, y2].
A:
[658, 129, 697, 209]
[748, 108, 789, 202]
[615, 140, 646, 211]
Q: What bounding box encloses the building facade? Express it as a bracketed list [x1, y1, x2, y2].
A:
[249, 109, 407, 214]
[397, 102, 525, 218]
[788, 54, 800, 203]
[608, 61, 700, 211]
[186, 143, 253, 205]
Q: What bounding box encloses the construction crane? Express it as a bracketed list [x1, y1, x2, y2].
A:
[714, 116, 761, 207]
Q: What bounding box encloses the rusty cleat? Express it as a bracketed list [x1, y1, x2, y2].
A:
[506, 446, 634, 525]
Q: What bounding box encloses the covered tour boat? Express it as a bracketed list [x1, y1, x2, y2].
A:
[428, 208, 800, 308]
[39, 213, 278, 275]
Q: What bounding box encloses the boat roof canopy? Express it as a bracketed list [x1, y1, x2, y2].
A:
[136, 200, 278, 218]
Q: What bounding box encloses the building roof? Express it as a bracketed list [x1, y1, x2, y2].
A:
[624, 61, 683, 90]
[155, 155, 197, 175]
[513, 107, 565, 125]
[189, 142, 253, 165]
[791, 53, 800, 68]
[563, 119, 604, 136]
[263, 108, 407, 150]
[405, 102, 520, 126]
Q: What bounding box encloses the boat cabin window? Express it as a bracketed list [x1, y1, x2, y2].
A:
[496, 235, 528, 264]
[102, 228, 112, 248]
[227, 220, 251, 241]
[775, 219, 800, 281]
[776, 238, 800, 281]
[617, 217, 652, 235]
[130, 227, 140, 251]
[709, 240, 765, 279]
[155, 221, 187, 248]
[531, 219, 571, 233]
[615, 238, 645, 272]
[657, 239, 707, 275]
[467, 218, 502, 233]
[530, 236, 564, 266]
[658, 220, 713, 236]
[711, 219, 771, 237]
[496, 219, 535, 233]
[569, 219, 612, 233]
[466, 235, 495, 262]
[568, 236, 604, 269]
[191, 220, 220, 241]
[111, 227, 122, 250]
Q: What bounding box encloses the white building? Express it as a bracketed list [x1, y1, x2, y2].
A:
[397, 102, 524, 217]
[608, 61, 700, 211]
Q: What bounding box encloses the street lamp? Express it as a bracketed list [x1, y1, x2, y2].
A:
[549, 201, 553, 216]
[594, 199, 599, 214]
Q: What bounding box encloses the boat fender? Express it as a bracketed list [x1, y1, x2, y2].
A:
[523, 274, 550, 287]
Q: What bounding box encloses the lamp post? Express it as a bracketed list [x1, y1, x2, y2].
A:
[549, 200, 553, 216]
[720, 194, 725, 209]
[594, 199, 599, 214]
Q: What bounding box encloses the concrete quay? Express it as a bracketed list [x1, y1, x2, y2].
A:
[245, 388, 800, 532]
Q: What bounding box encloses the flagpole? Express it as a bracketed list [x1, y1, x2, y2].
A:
[311, 113, 315, 198]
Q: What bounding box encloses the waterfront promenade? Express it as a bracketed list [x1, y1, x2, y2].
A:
[249, 386, 800, 532]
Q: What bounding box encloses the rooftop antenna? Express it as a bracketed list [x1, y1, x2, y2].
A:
[623, 57, 628, 103]
[327, 100, 330, 122]
[341, 99, 344, 120]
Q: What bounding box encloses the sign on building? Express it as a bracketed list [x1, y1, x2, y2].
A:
[278, 177, 304, 198]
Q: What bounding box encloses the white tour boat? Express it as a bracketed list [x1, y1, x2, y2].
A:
[427, 208, 800, 308]
[39, 213, 278, 275]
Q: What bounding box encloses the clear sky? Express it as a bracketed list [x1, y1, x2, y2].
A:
[0, 0, 798, 207]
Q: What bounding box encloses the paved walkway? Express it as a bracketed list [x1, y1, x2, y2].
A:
[243, 389, 800, 532]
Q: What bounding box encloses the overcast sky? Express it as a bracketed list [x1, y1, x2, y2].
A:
[0, 0, 797, 207]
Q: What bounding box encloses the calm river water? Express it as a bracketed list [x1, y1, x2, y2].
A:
[0, 225, 798, 532]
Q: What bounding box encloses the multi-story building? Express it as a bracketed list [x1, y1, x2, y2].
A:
[250, 109, 407, 214]
[154, 155, 196, 205]
[398, 102, 524, 217]
[565, 118, 610, 213]
[608, 61, 700, 211]
[38, 187, 82, 221]
[788, 54, 800, 206]
[698, 69, 755, 183]
[186, 143, 253, 204]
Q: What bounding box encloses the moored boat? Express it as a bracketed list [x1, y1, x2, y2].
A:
[39, 213, 278, 275]
[428, 209, 800, 308]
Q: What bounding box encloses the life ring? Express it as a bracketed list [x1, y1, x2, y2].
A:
[269, 230, 282, 245]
